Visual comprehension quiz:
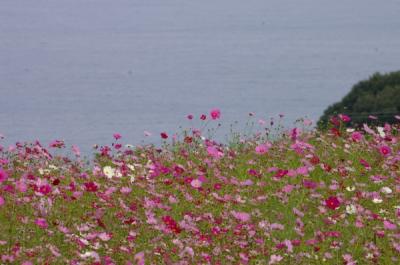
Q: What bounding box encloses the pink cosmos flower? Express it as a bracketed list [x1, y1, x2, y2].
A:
[207, 146, 224, 159]
[98, 232, 112, 241]
[187, 114, 193, 120]
[343, 254, 356, 265]
[282, 185, 294, 193]
[231, 211, 250, 222]
[49, 140, 65, 148]
[210, 108, 221, 120]
[134, 251, 145, 265]
[190, 179, 202, 188]
[72, 145, 81, 157]
[296, 166, 308, 175]
[383, 220, 396, 230]
[379, 146, 391, 156]
[35, 218, 48, 229]
[0, 167, 8, 183]
[120, 187, 132, 194]
[284, 239, 293, 253]
[351, 131, 363, 142]
[255, 143, 270, 154]
[1, 255, 15, 263]
[303, 119, 313, 126]
[269, 254, 283, 264]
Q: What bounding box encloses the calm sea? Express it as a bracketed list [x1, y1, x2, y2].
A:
[1, 0, 400, 153]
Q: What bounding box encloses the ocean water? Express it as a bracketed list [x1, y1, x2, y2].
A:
[1, 0, 400, 153]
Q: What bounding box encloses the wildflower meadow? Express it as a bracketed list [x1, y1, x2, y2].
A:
[0, 110, 399, 264]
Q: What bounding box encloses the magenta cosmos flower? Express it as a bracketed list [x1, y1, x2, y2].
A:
[113, 133, 122, 140]
[0, 167, 8, 183]
[338, 114, 351, 122]
[210, 108, 221, 120]
[379, 145, 391, 156]
[35, 218, 48, 229]
[325, 196, 340, 210]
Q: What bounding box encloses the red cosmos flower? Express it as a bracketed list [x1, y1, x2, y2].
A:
[162, 215, 181, 234]
[184, 136, 193, 144]
[210, 108, 221, 120]
[310, 155, 320, 165]
[160, 132, 168, 139]
[330, 128, 341, 137]
[84, 182, 98, 192]
[187, 114, 193, 120]
[200, 114, 207, 120]
[325, 196, 340, 210]
[275, 169, 288, 178]
[52, 179, 60, 186]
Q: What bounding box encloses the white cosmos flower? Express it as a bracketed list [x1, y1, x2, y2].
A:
[381, 187, 392, 194]
[80, 251, 100, 262]
[366, 253, 374, 259]
[127, 164, 135, 171]
[130, 175, 135, 183]
[379, 209, 389, 214]
[372, 198, 383, 204]
[48, 164, 58, 170]
[377, 127, 385, 137]
[103, 166, 122, 179]
[346, 204, 356, 215]
[38, 168, 51, 175]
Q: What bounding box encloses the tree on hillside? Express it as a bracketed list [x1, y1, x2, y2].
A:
[318, 71, 400, 128]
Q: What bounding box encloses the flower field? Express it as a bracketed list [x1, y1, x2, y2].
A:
[0, 111, 399, 264]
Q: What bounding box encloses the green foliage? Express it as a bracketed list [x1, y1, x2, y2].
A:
[318, 71, 400, 128]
